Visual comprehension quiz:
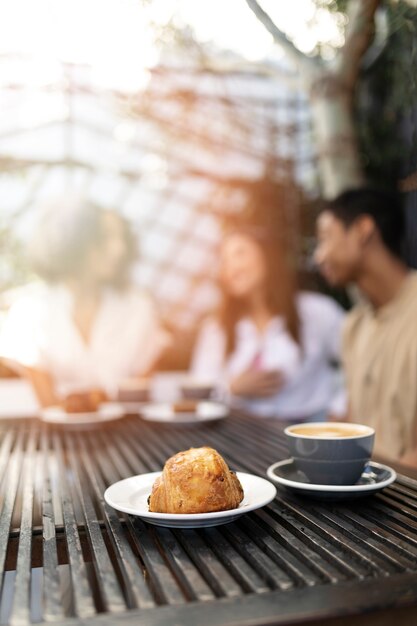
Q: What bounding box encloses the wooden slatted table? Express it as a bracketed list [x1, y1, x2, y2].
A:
[1, 412, 417, 626]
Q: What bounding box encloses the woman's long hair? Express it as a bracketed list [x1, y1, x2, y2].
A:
[218, 179, 300, 356]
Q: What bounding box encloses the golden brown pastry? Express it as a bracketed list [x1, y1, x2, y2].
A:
[149, 447, 244, 514]
[172, 401, 198, 414]
[63, 388, 108, 413]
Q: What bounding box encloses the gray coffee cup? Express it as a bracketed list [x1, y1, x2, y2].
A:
[284, 422, 375, 486]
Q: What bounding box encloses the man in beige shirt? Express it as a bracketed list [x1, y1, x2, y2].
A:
[315, 187, 417, 467]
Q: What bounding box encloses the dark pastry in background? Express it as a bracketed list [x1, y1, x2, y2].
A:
[172, 401, 198, 414]
[63, 388, 108, 413]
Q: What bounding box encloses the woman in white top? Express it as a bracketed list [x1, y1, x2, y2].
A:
[0, 196, 168, 406]
[191, 223, 346, 420]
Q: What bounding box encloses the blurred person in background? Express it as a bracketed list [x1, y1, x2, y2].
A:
[0, 196, 168, 407]
[191, 212, 347, 422]
[315, 187, 417, 467]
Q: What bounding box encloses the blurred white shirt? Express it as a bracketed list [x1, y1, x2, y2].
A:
[0, 284, 168, 398]
[191, 292, 346, 419]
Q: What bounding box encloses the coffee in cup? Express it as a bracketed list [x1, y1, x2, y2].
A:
[284, 422, 375, 486]
[289, 424, 369, 438]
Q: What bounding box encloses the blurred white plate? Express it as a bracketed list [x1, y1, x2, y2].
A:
[104, 471, 277, 528]
[140, 401, 228, 425]
[40, 402, 125, 427]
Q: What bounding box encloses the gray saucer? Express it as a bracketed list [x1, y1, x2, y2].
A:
[266, 459, 396, 501]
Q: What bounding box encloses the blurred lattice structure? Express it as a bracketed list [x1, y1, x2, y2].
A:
[0, 54, 318, 330]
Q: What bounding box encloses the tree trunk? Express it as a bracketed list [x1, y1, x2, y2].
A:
[245, 0, 381, 199]
[309, 74, 365, 198]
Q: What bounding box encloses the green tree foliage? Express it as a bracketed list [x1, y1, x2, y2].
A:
[356, 1, 417, 185]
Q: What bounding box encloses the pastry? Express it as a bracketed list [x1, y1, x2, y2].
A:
[148, 447, 244, 514]
[63, 389, 107, 413]
[172, 401, 198, 414]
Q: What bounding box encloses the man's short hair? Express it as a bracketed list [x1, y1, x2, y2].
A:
[323, 187, 405, 258]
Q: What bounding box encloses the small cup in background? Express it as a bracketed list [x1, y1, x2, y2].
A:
[284, 422, 375, 486]
[180, 379, 215, 401]
[117, 378, 151, 403]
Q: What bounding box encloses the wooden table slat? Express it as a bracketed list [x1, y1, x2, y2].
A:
[40, 429, 65, 623]
[52, 433, 96, 620]
[359, 507, 417, 549]
[0, 429, 25, 583]
[201, 527, 271, 595]
[1, 412, 417, 626]
[269, 497, 394, 577]
[64, 434, 126, 615]
[9, 426, 37, 626]
[129, 519, 186, 606]
[174, 529, 243, 599]
[154, 528, 216, 602]
[244, 509, 353, 585]
[217, 521, 295, 591]
[78, 433, 156, 610]
[325, 508, 417, 568]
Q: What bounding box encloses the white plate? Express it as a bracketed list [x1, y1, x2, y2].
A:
[140, 401, 228, 425]
[104, 471, 277, 528]
[40, 402, 126, 427]
[266, 459, 397, 500]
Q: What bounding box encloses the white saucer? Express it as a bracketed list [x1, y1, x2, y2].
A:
[40, 402, 126, 427]
[104, 471, 277, 528]
[140, 401, 228, 425]
[266, 459, 396, 500]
